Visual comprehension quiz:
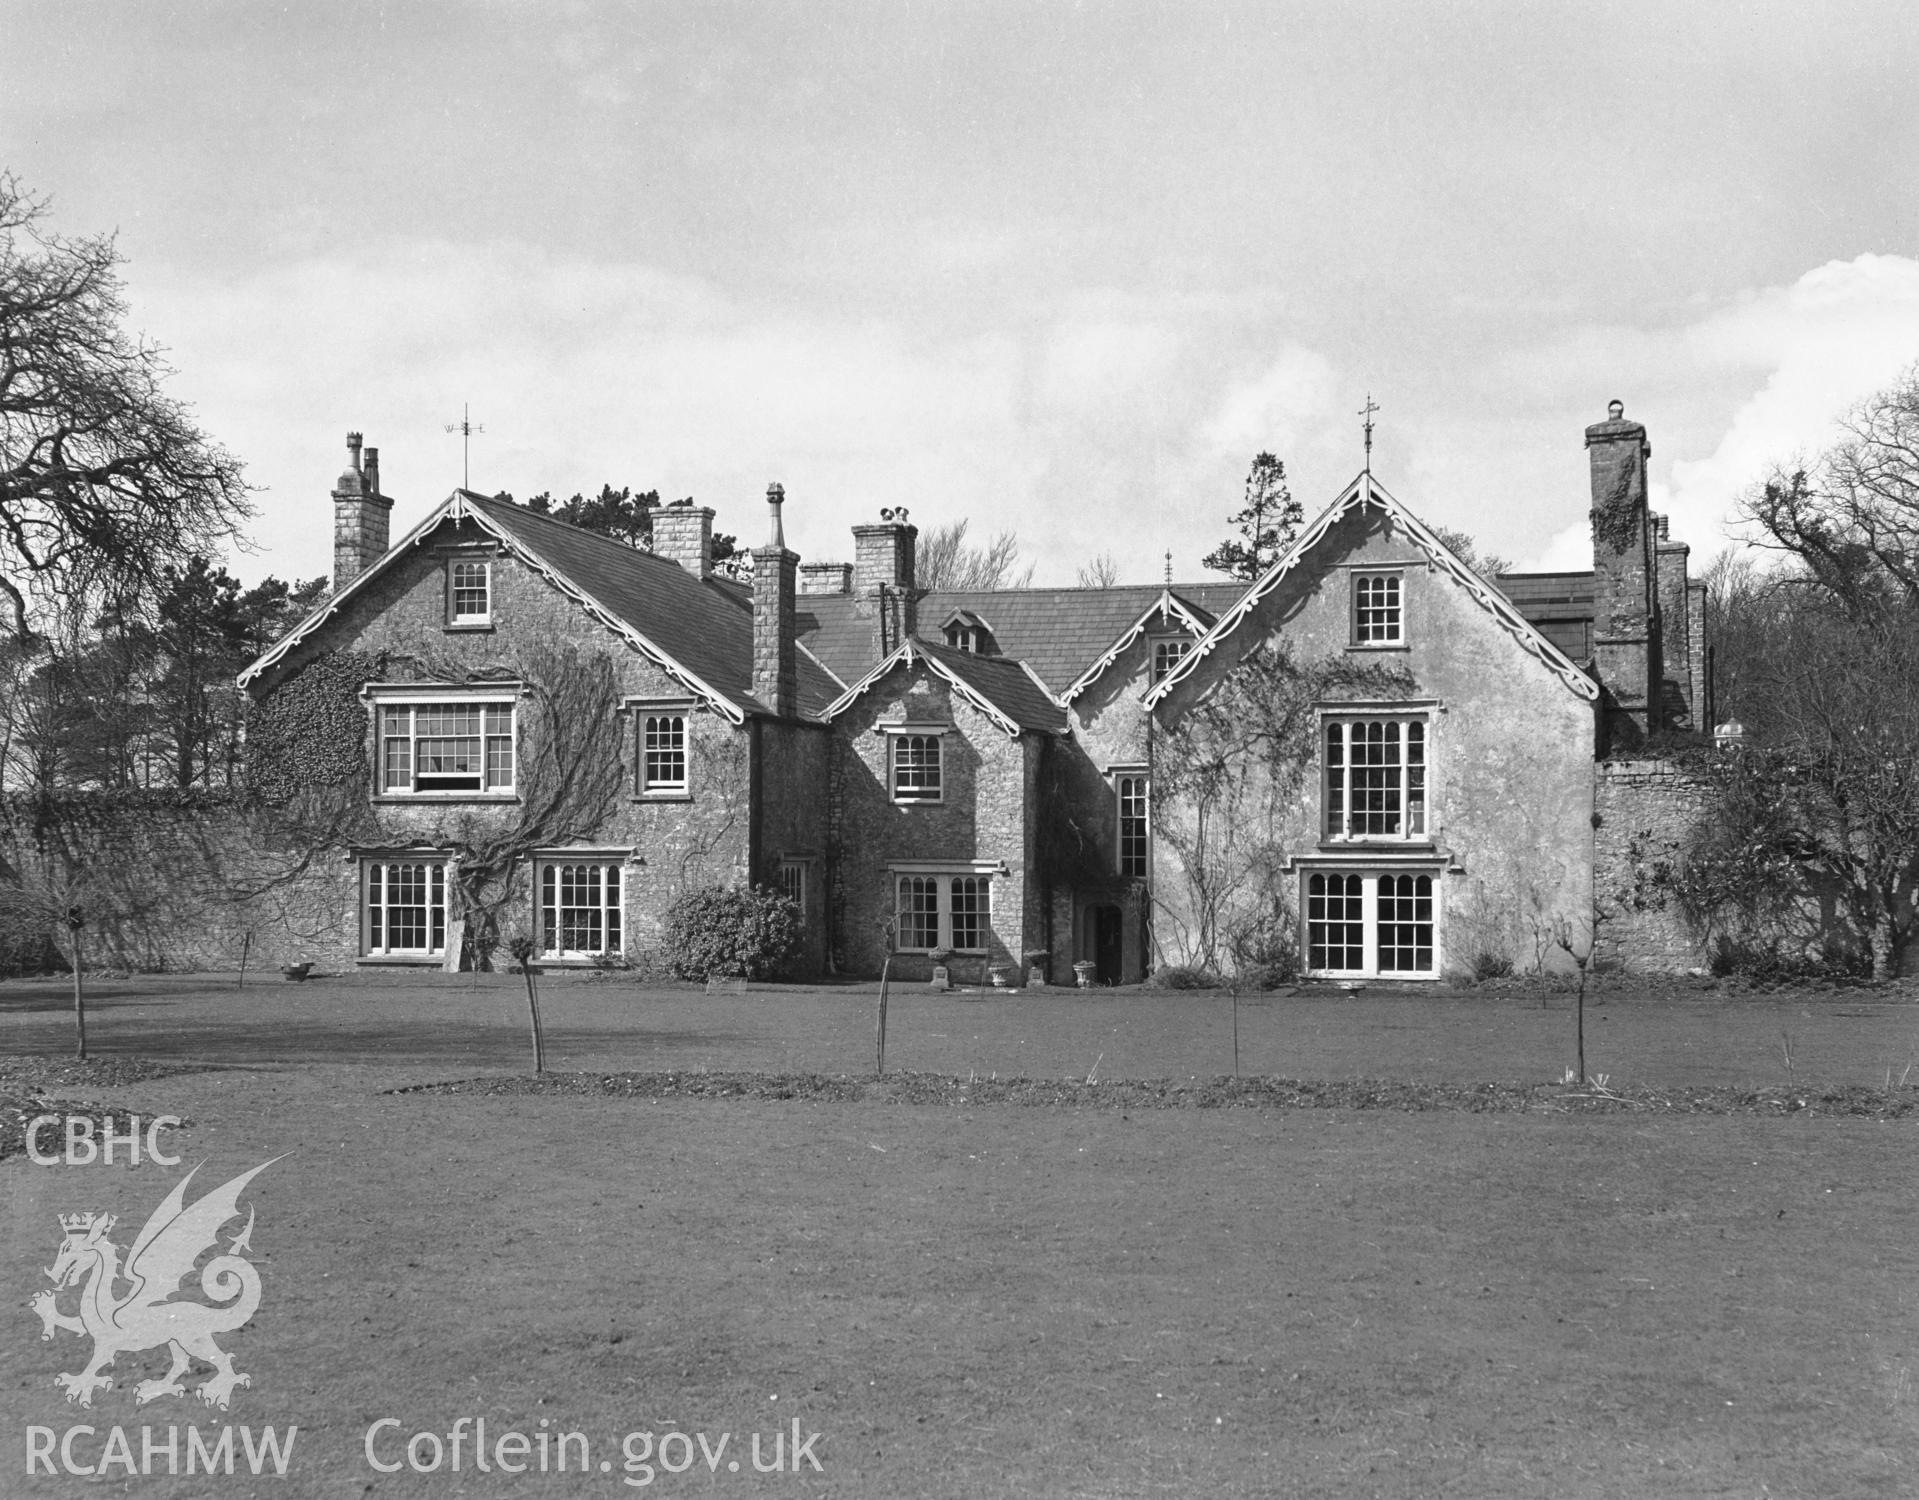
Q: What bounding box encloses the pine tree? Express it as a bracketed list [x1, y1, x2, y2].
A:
[1203, 452, 1301, 582]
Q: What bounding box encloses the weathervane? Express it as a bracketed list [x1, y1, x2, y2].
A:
[1359, 393, 1380, 474]
[444, 403, 484, 491]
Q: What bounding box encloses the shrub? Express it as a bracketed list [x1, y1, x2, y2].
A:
[662, 884, 803, 981]
[1707, 934, 1868, 983]
[1149, 964, 1221, 991]
[1236, 961, 1296, 992]
[0, 905, 66, 979]
[1471, 951, 1515, 982]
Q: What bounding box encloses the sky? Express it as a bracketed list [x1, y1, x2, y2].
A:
[5, 0, 1919, 588]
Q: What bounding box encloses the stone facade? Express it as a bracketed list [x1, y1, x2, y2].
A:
[826, 658, 1037, 982]
[1150, 502, 1596, 978]
[8, 403, 1737, 983]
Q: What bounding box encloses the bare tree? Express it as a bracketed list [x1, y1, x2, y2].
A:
[1075, 552, 1121, 588]
[917, 519, 1035, 591]
[0, 174, 250, 640]
[1677, 370, 1919, 977]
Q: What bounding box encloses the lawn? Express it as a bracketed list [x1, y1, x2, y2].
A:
[3, 973, 1917, 1497]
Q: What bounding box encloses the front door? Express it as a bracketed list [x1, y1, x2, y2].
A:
[1092, 904, 1124, 984]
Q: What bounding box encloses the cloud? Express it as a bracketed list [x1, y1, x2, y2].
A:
[1505, 254, 1919, 572]
[1198, 347, 1338, 461]
[1663, 255, 1919, 555]
[125, 241, 1324, 585]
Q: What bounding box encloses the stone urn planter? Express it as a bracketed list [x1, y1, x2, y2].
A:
[281, 962, 312, 983]
[987, 963, 1012, 988]
[1024, 950, 1050, 988]
[1073, 960, 1097, 988]
[928, 948, 954, 991]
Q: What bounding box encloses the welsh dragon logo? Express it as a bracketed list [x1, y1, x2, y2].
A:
[29, 1158, 281, 1410]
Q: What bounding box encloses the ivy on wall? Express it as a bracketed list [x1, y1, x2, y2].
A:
[245, 650, 388, 803]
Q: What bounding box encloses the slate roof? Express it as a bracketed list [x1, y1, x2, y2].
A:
[1495, 570, 1596, 663]
[823, 637, 1070, 736]
[239, 491, 841, 720]
[797, 583, 1245, 693]
[464, 496, 843, 718]
[914, 640, 1069, 733]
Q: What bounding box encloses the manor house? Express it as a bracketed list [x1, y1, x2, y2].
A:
[223, 403, 1703, 982]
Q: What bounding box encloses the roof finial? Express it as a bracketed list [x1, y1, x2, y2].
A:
[1164, 549, 1172, 586]
[1359, 393, 1380, 474]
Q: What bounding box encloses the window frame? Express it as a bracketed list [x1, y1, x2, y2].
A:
[536, 857, 626, 961]
[445, 556, 494, 628]
[1115, 770, 1150, 878]
[360, 856, 450, 961]
[1150, 637, 1194, 683]
[881, 723, 949, 805]
[1321, 711, 1431, 844]
[1350, 569, 1406, 649]
[778, 857, 809, 915]
[1301, 867, 1440, 978]
[365, 687, 520, 801]
[890, 866, 997, 954]
[636, 706, 692, 799]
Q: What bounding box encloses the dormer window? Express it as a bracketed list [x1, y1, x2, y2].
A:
[940, 610, 992, 655]
[448, 559, 492, 627]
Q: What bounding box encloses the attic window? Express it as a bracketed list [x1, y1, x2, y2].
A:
[1151, 638, 1193, 682]
[1353, 573, 1403, 646]
[448, 559, 492, 627]
[944, 622, 978, 653]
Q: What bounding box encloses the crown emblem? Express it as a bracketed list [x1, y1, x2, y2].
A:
[58, 1212, 111, 1235]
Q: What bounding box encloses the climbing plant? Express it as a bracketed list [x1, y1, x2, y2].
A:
[1152, 640, 1417, 973]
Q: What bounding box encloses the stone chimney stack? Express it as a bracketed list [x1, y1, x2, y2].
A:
[1653, 514, 1693, 727]
[752, 484, 799, 718]
[800, 562, 852, 595]
[853, 513, 918, 656]
[1587, 400, 1659, 747]
[332, 430, 394, 590]
[652, 505, 716, 581]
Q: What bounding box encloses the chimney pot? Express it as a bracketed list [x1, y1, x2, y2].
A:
[1608, 399, 1624, 420]
[767, 482, 786, 548]
[332, 429, 394, 590]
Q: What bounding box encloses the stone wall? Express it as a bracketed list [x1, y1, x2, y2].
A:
[1592, 759, 1710, 971]
[0, 792, 353, 973]
[826, 657, 1037, 980]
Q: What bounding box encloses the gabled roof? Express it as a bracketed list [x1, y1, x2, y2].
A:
[823, 636, 1069, 737]
[1059, 588, 1219, 703]
[238, 491, 842, 721]
[798, 582, 1245, 693]
[1144, 472, 1601, 708]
